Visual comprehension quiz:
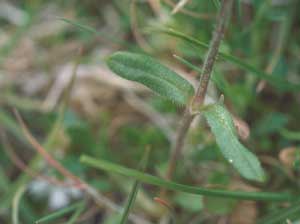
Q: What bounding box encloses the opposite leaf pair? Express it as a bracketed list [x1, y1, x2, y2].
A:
[107, 51, 265, 182]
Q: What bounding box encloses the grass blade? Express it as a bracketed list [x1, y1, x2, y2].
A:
[60, 18, 134, 49]
[173, 54, 228, 92]
[80, 155, 293, 202]
[12, 185, 26, 224]
[35, 201, 84, 224]
[153, 27, 300, 92]
[59, 17, 98, 34]
[0, 110, 26, 143]
[65, 202, 85, 224]
[0, 57, 80, 212]
[0, 165, 10, 192]
[258, 200, 300, 224]
[212, 0, 221, 9]
[0, 15, 32, 65]
[173, 54, 201, 75]
[120, 148, 150, 224]
[280, 129, 300, 141]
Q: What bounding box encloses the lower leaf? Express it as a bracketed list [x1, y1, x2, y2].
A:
[202, 103, 265, 182]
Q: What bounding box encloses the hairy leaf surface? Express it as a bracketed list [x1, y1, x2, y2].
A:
[154, 27, 300, 92]
[202, 103, 265, 182]
[107, 51, 195, 105]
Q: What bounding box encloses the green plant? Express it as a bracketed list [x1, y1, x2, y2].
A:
[106, 0, 265, 183]
[78, 0, 297, 221]
[2, 0, 300, 223]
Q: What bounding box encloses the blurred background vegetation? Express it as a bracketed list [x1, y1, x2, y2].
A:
[0, 0, 300, 223]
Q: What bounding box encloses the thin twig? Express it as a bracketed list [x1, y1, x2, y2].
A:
[165, 0, 233, 180]
[13, 109, 85, 188]
[14, 111, 152, 224]
[163, 0, 212, 19]
[130, 0, 153, 53]
[147, 0, 161, 17]
[172, 0, 191, 15]
[11, 49, 151, 223]
[0, 129, 76, 187]
[165, 108, 194, 180]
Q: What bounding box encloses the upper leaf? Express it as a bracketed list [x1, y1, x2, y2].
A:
[153, 27, 300, 92]
[107, 51, 195, 105]
[202, 103, 265, 182]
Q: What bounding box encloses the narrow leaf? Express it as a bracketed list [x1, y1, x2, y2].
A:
[0, 109, 26, 143]
[80, 155, 291, 201]
[60, 18, 129, 47]
[35, 201, 84, 223]
[120, 148, 150, 224]
[173, 54, 201, 74]
[212, 0, 221, 9]
[107, 51, 195, 105]
[60, 17, 98, 34]
[12, 185, 26, 224]
[202, 103, 265, 182]
[153, 27, 300, 92]
[60, 18, 141, 51]
[65, 202, 85, 224]
[280, 129, 300, 141]
[258, 199, 300, 224]
[173, 54, 228, 91]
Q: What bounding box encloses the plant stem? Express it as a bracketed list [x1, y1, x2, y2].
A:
[192, 0, 233, 108]
[166, 0, 233, 180]
[166, 108, 194, 179]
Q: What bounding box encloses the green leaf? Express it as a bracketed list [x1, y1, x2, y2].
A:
[173, 54, 228, 92]
[212, 0, 221, 9]
[280, 129, 300, 141]
[60, 18, 132, 48]
[65, 202, 85, 224]
[258, 199, 300, 224]
[0, 109, 26, 143]
[174, 193, 203, 212]
[80, 155, 291, 201]
[120, 148, 150, 224]
[202, 103, 265, 182]
[35, 201, 84, 223]
[107, 51, 195, 105]
[153, 27, 300, 92]
[12, 185, 26, 224]
[204, 196, 236, 215]
[254, 112, 289, 136]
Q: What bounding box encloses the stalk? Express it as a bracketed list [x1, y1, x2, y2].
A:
[166, 0, 234, 180]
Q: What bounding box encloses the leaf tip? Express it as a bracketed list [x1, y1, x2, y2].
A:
[79, 155, 88, 164]
[218, 94, 224, 104]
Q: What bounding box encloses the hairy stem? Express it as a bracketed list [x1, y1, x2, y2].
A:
[166, 108, 194, 179]
[166, 0, 233, 180]
[192, 0, 233, 108]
